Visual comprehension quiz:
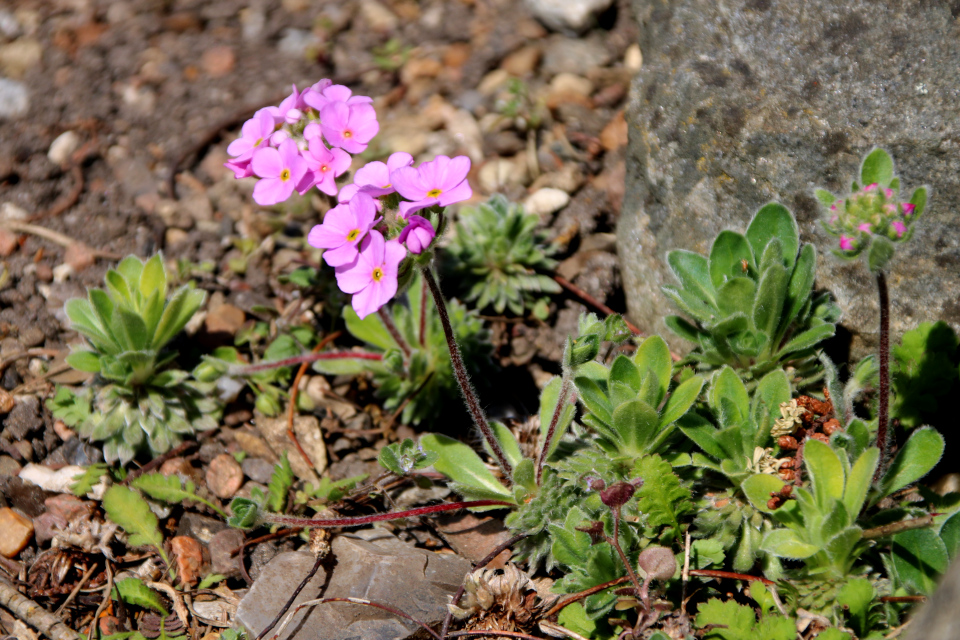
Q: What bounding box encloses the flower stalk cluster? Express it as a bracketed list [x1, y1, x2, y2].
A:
[823, 183, 915, 253]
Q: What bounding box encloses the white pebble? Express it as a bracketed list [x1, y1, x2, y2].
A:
[524, 187, 571, 217]
[47, 131, 80, 165]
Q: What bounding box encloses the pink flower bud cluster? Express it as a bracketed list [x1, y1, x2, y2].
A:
[823, 182, 916, 254]
[225, 79, 474, 320]
[224, 80, 378, 205]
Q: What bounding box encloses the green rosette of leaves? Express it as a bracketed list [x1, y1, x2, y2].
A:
[663, 203, 840, 382]
[48, 254, 220, 463]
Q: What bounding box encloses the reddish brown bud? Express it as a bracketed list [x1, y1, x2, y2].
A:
[810, 432, 830, 444]
[779, 457, 795, 469]
[600, 482, 637, 508]
[778, 435, 798, 450]
[767, 497, 782, 510]
[823, 419, 842, 435]
[797, 395, 832, 418]
[779, 468, 796, 481]
[779, 485, 793, 498]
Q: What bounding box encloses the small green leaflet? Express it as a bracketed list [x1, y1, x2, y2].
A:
[267, 452, 294, 512]
[103, 485, 169, 566]
[131, 472, 226, 517]
[112, 578, 168, 615]
[70, 463, 110, 497]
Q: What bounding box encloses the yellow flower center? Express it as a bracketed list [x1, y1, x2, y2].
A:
[426, 188, 442, 198]
[346, 229, 360, 241]
[254, 137, 263, 146]
[280, 168, 291, 182]
[343, 130, 353, 138]
[372, 267, 384, 282]
[321, 164, 330, 172]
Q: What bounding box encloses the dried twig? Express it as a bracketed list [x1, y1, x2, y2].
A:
[543, 577, 631, 618]
[86, 563, 112, 640]
[147, 582, 190, 628]
[0, 575, 83, 640]
[862, 516, 935, 540]
[0, 221, 121, 261]
[285, 331, 342, 472]
[687, 569, 775, 586]
[54, 564, 98, 617]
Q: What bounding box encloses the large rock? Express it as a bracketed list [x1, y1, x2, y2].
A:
[619, 0, 960, 355]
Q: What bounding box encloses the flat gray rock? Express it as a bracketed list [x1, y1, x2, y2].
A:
[237, 529, 471, 640]
[619, 0, 960, 356]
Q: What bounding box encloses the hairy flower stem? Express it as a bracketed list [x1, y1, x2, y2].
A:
[419, 277, 428, 347]
[227, 351, 382, 376]
[421, 266, 513, 477]
[607, 507, 643, 607]
[377, 307, 412, 358]
[875, 269, 890, 482]
[536, 376, 571, 485]
[259, 499, 514, 528]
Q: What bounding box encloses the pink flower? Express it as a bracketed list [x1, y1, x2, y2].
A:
[320, 102, 379, 154]
[398, 215, 436, 254]
[391, 155, 473, 218]
[303, 83, 373, 112]
[883, 204, 896, 215]
[884, 188, 894, 198]
[839, 235, 855, 251]
[307, 192, 378, 267]
[266, 85, 306, 125]
[224, 157, 254, 179]
[298, 139, 351, 196]
[891, 220, 906, 238]
[338, 152, 414, 203]
[251, 140, 308, 206]
[864, 183, 878, 192]
[857, 223, 872, 233]
[335, 230, 407, 319]
[902, 203, 916, 216]
[227, 112, 274, 160]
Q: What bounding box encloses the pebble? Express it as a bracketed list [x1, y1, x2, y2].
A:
[201, 46, 235, 77]
[529, 163, 584, 194]
[550, 73, 594, 98]
[0, 455, 20, 476]
[0, 228, 17, 256]
[0, 38, 42, 78]
[624, 44, 643, 72]
[64, 242, 95, 271]
[436, 512, 514, 568]
[358, 0, 399, 31]
[170, 536, 204, 585]
[0, 507, 33, 557]
[204, 303, 245, 335]
[0, 388, 13, 413]
[277, 28, 320, 58]
[208, 528, 245, 577]
[0, 78, 28, 119]
[3, 396, 42, 439]
[478, 157, 529, 193]
[206, 454, 244, 499]
[524, 187, 571, 217]
[542, 36, 612, 77]
[477, 69, 511, 96]
[501, 45, 541, 77]
[241, 457, 275, 484]
[600, 109, 628, 151]
[43, 438, 103, 467]
[256, 414, 327, 481]
[47, 131, 80, 165]
[33, 510, 65, 545]
[177, 513, 226, 543]
[0, 202, 28, 221]
[0, 10, 20, 40]
[233, 432, 276, 461]
[524, 0, 614, 32]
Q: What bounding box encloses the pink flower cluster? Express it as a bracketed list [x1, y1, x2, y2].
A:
[224, 80, 378, 206]
[825, 182, 917, 253]
[226, 79, 475, 320]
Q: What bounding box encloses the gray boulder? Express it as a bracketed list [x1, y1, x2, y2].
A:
[619, 0, 960, 355]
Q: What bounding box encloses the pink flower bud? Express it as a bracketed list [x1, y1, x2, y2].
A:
[840, 235, 855, 251]
[901, 203, 915, 216]
[857, 223, 872, 233]
[891, 220, 906, 238]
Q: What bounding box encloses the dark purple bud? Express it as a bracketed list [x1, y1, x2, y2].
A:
[586, 476, 606, 491]
[600, 482, 637, 508]
[575, 520, 606, 545]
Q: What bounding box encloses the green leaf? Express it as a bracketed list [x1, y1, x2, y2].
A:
[783, 243, 817, 326]
[634, 454, 692, 541]
[940, 511, 960, 561]
[267, 453, 294, 512]
[538, 378, 574, 462]
[667, 250, 715, 305]
[690, 538, 725, 569]
[860, 148, 894, 187]
[103, 485, 167, 564]
[197, 573, 226, 590]
[695, 598, 757, 640]
[761, 529, 819, 559]
[747, 203, 799, 267]
[679, 414, 726, 460]
[310, 356, 371, 376]
[226, 497, 260, 529]
[843, 447, 879, 518]
[838, 578, 874, 638]
[116, 308, 150, 351]
[633, 335, 672, 405]
[868, 235, 895, 272]
[710, 367, 749, 427]
[568, 333, 600, 367]
[105, 269, 135, 308]
[132, 472, 226, 517]
[611, 399, 660, 454]
[778, 323, 835, 356]
[152, 287, 205, 350]
[420, 434, 514, 502]
[65, 350, 102, 373]
[70, 463, 110, 497]
[574, 376, 612, 425]
[659, 375, 704, 427]
[803, 439, 845, 506]
[815, 189, 837, 207]
[709, 231, 755, 289]
[742, 473, 786, 513]
[609, 355, 641, 391]
[113, 578, 168, 615]
[343, 304, 396, 350]
[909, 186, 927, 218]
[664, 315, 705, 343]
[715, 277, 757, 318]
[138, 254, 167, 301]
[752, 263, 788, 340]
[891, 528, 949, 594]
[556, 602, 597, 639]
[877, 426, 944, 501]
[751, 369, 791, 433]
[490, 422, 524, 469]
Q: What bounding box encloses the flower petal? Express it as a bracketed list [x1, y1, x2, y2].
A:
[251, 147, 283, 179]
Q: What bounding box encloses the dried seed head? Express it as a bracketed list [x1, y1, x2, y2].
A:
[637, 546, 676, 581]
[771, 399, 808, 438]
[810, 432, 830, 444]
[600, 482, 637, 508]
[823, 419, 842, 436]
[778, 435, 799, 450]
[779, 468, 796, 481]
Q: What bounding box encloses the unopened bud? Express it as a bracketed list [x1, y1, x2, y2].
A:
[600, 482, 637, 508]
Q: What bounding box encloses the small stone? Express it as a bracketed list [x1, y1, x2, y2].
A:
[64, 242, 95, 272]
[0, 202, 28, 221]
[52, 420, 75, 441]
[624, 44, 643, 72]
[35, 263, 52, 283]
[478, 157, 529, 193]
[0, 507, 33, 557]
[201, 46, 235, 77]
[33, 511, 66, 545]
[165, 228, 189, 247]
[358, 0, 398, 31]
[204, 304, 245, 335]
[3, 395, 41, 439]
[241, 457, 275, 484]
[0, 228, 17, 257]
[52, 263, 73, 283]
[277, 29, 320, 58]
[198, 441, 227, 464]
[542, 36, 612, 77]
[47, 131, 80, 165]
[256, 414, 326, 481]
[208, 528, 245, 577]
[0, 10, 20, 40]
[525, 0, 613, 32]
[233, 432, 276, 461]
[19, 326, 44, 347]
[0, 388, 14, 413]
[400, 57, 443, 85]
[436, 513, 514, 568]
[44, 493, 91, 522]
[0, 38, 42, 79]
[0, 77, 27, 119]
[170, 536, 204, 585]
[206, 454, 243, 499]
[524, 187, 570, 217]
[177, 513, 225, 544]
[0, 455, 20, 476]
[549, 73, 594, 98]
[43, 438, 103, 467]
[477, 69, 511, 96]
[599, 109, 628, 151]
[501, 45, 541, 77]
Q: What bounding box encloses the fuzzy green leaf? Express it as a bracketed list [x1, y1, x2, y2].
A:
[103, 485, 166, 562]
[761, 529, 819, 559]
[152, 286, 205, 350]
[226, 497, 260, 529]
[634, 454, 692, 540]
[659, 375, 704, 427]
[65, 350, 102, 373]
[815, 189, 837, 207]
[747, 203, 799, 267]
[420, 434, 514, 501]
[709, 231, 755, 289]
[489, 422, 524, 469]
[710, 367, 749, 427]
[715, 277, 757, 319]
[574, 376, 612, 425]
[612, 399, 659, 454]
[138, 254, 167, 301]
[538, 378, 575, 462]
[132, 473, 226, 518]
[804, 439, 845, 506]
[556, 602, 597, 639]
[877, 426, 944, 501]
[784, 243, 817, 325]
[860, 148, 894, 187]
[267, 453, 294, 512]
[633, 335, 672, 405]
[113, 578, 168, 615]
[752, 263, 788, 341]
[609, 355, 641, 391]
[868, 235, 896, 272]
[679, 414, 726, 460]
[891, 321, 959, 428]
[742, 473, 786, 513]
[909, 186, 927, 218]
[891, 528, 948, 595]
[838, 578, 874, 638]
[343, 304, 396, 351]
[778, 323, 835, 357]
[664, 315, 705, 343]
[843, 447, 879, 518]
[667, 249, 716, 305]
[940, 511, 960, 561]
[70, 463, 110, 497]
